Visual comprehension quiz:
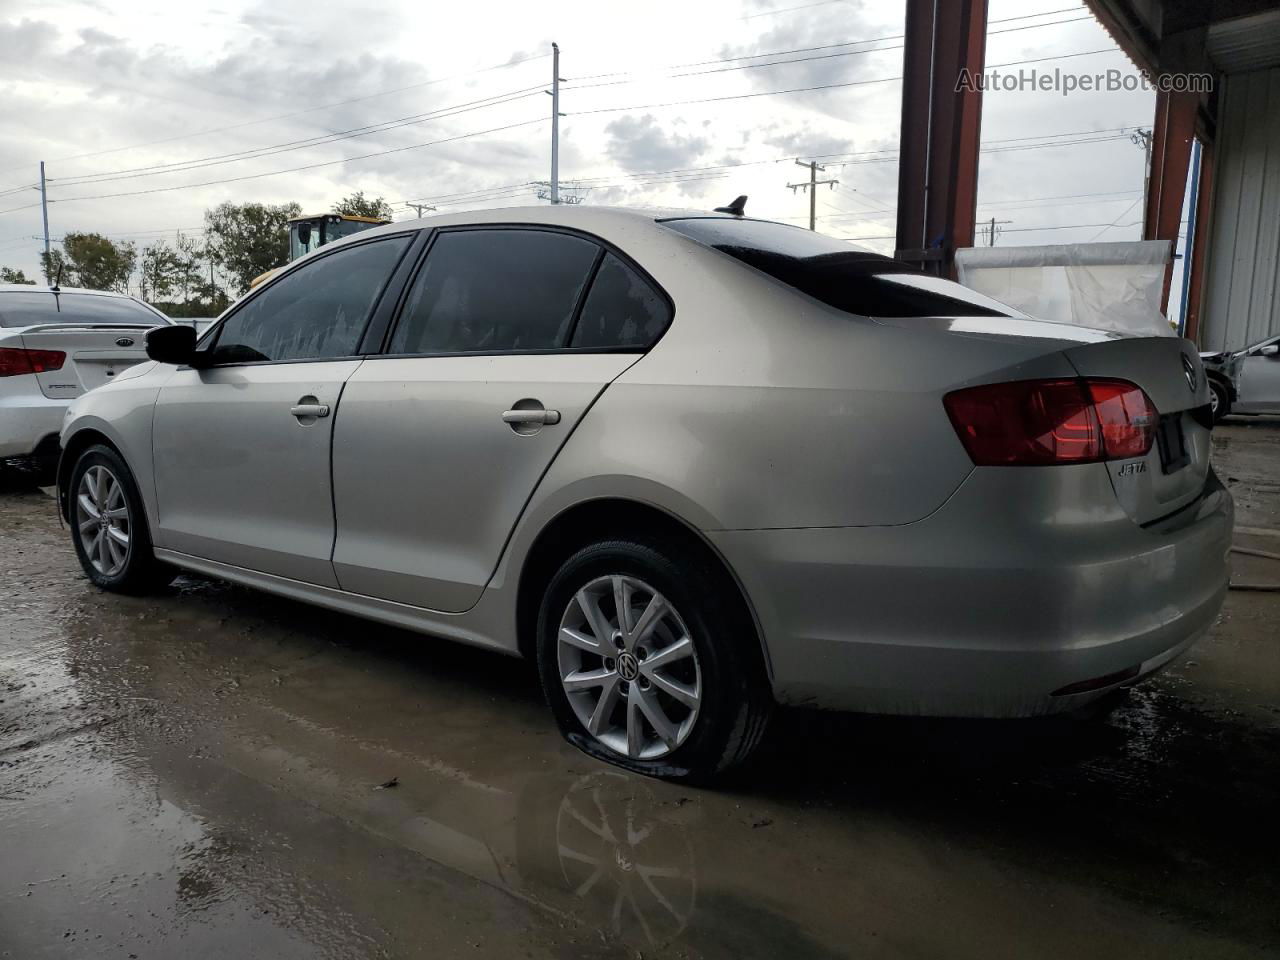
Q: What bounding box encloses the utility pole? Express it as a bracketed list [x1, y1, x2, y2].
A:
[980, 216, 1012, 246]
[39, 161, 51, 279]
[1177, 138, 1203, 334]
[1130, 127, 1153, 221]
[547, 43, 562, 204]
[405, 202, 436, 219]
[786, 159, 838, 230]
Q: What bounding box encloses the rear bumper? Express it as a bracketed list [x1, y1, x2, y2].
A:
[0, 390, 66, 459]
[710, 465, 1233, 717]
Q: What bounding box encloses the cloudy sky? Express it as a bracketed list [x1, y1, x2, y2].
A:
[0, 0, 1168, 291]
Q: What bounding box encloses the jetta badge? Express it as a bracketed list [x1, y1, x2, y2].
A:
[1181, 354, 1197, 392]
[115, 336, 135, 347]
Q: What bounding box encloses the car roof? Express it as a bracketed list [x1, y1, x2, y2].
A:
[361, 204, 738, 237]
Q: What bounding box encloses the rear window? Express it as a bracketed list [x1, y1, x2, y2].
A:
[0, 291, 165, 328]
[661, 218, 1021, 319]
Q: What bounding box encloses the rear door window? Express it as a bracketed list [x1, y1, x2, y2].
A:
[208, 235, 410, 364]
[388, 229, 599, 355]
[570, 253, 670, 349]
[662, 217, 1021, 319]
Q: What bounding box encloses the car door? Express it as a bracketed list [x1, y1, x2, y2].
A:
[1236, 339, 1280, 412]
[152, 234, 414, 586]
[331, 228, 672, 612]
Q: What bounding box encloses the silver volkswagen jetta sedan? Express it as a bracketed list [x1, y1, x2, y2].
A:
[58, 205, 1232, 781]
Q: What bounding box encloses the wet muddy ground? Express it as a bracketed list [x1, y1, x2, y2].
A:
[2, 420, 1279, 959]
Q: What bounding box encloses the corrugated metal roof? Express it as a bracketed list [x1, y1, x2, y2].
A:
[1208, 9, 1280, 73]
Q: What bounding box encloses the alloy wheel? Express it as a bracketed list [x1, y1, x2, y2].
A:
[557, 575, 702, 761]
[76, 464, 131, 577]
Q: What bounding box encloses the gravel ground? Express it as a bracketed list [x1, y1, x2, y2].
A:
[1, 419, 1278, 959]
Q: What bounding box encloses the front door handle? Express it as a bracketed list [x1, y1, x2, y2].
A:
[291, 397, 330, 420]
[502, 408, 561, 425]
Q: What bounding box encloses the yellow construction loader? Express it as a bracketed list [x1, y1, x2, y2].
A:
[249, 212, 392, 288]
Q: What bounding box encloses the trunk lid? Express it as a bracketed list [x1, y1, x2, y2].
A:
[873, 315, 1212, 525]
[19, 324, 155, 399]
[1062, 335, 1212, 525]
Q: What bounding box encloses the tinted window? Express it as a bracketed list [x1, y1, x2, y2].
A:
[389, 229, 598, 355]
[209, 236, 409, 364]
[662, 218, 1021, 319]
[570, 253, 669, 349]
[0, 291, 164, 327]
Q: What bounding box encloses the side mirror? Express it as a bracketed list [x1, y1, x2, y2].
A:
[296, 222, 312, 246]
[145, 324, 197, 365]
[1261, 344, 1280, 359]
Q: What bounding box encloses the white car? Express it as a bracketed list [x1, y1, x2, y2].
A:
[0, 284, 168, 481]
[57, 207, 1231, 781]
[1200, 334, 1280, 421]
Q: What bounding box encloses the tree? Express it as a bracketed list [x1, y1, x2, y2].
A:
[204, 201, 300, 295]
[0, 266, 35, 284]
[39, 233, 137, 292]
[139, 241, 183, 302]
[40, 248, 68, 286]
[174, 232, 204, 304]
[332, 191, 393, 220]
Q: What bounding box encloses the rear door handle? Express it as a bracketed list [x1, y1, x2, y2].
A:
[502, 408, 561, 425]
[291, 403, 330, 418]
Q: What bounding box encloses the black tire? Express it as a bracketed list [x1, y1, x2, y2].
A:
[68, 444, 173, 594]
[1209, 379, 1231, 424]
[536, 535, 772, 783]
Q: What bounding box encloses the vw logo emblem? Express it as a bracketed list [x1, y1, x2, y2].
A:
[1181, 354, 1198, 392]
[617, 652, 640, 682]
[115, 337, 135, 347]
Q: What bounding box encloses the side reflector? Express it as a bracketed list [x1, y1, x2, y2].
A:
[1050, 664, 1141, 697]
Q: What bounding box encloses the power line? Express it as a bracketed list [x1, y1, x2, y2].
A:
[0, 183, 38, 200]
[836, 219, 1142, 242]
[425, 125, 1143, 215]
[49, 85, 547, 187]
[402, 180, 537, 204]
[32, 118, 547, 208]
[0, 52, 552, 175]
[1090, 196, 1144, 240]
[567, 48, 1121, 117]
[568, 16, 1093, 90]
[570, 6, 1088, 81]
[980, 188, 1141, 206]
[741, 0, 851, 20]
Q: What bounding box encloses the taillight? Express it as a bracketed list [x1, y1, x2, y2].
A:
[0, 347, 66, 377]
[944, 378, 1155, 466]
[1087, 380, 1156, 459]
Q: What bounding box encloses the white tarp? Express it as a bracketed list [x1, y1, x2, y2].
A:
[954, 241, 1175, 337]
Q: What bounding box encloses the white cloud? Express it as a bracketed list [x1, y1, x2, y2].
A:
[0, 0, 1157, 278]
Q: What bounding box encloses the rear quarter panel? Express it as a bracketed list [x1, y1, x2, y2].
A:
[537, 229, 1081, 531]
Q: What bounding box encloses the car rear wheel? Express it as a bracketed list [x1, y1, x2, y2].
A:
[1209, 379, 1230, 423]
[536, 536, 771, 782]
[69, 445, 173, 593]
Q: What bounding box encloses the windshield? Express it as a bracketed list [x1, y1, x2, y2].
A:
[0, 291, 166, 327]
[661, 217, 1022, 319]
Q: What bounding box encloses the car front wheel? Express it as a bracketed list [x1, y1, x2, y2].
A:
[69, 444, 172, 593]
[536, 536, 771, 782]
